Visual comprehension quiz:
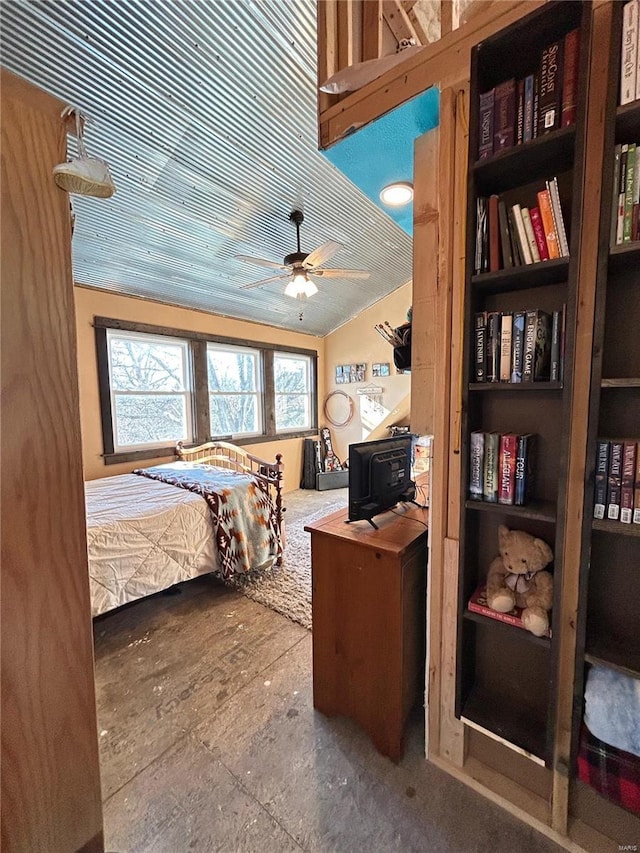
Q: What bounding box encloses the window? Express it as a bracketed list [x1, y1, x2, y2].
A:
[96, 318, 318, 462]
[107, 330, 193, 451]
[274, 352, 312, 431]
[207, 344, 262, 437]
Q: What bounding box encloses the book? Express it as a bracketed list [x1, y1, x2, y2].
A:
[633, 145, 640, 242]
[607, 441, 624, 520]
[621, 441, 637, 523]
[500, 313, 513, 382]
[498, 433, 518, 504]
[511, 204, 533, 264]
[516, 78, 525, 145]
[538, 40, 563, 135]
[489, 194, 500, 271]
[521, 207, 541, 263]
[537, 189, 560, 259]
[593, 440, 610, 520]
[511, 312, 526, 383]
[611, 145, 621, 247]
[474, 312, 487, 382]
[507, 206, 523, 265]
[561, 29, 580, 127]
[550, 309, 562, 382]
[559, 302, 567, 384]
[534, 311, 552, 381]
[623, 142, 636, 242]
[486, 312, 501, 383]
[515, 433, 536, 506]
[468, 585, 550, 636]
[523, 74, 535, 142]
[523, 310, 538, 382]
[497, 199, 514, 268]
[532, 72, 540, 139]
[469, 432, 485, 500]
[634, 442, 640, 523]
[617, 146, 629, 245]
[547, 177, 570, 257]
[621, 0, 638, 106]
[483, 432, 500, 502]
[529, 206, 550, 261]
[475, 197, 487, 273]
[494, 78, 516, 151]
[478, 89, 495, 159]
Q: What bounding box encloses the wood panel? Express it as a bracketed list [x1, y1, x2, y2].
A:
[319, 1, 544, 149]
[552, 1, 612, 834]
[1, 69, 103, 852]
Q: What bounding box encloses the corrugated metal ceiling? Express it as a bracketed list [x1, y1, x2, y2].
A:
[1, 0, 413, 336]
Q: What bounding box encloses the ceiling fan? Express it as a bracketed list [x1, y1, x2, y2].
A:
[236, 210, 370, 299]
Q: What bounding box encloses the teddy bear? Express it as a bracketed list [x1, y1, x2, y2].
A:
[486, 524, 554, 637]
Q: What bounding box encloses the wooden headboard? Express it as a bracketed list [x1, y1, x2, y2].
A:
[175, 440, 285, 562]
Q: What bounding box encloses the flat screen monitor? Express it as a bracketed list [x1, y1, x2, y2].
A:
[348, 434, 415, 528]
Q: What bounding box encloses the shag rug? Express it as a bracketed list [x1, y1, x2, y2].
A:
[230, 487, 348, 630]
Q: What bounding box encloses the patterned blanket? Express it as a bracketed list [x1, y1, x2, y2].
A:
[134, 463, 281, 580]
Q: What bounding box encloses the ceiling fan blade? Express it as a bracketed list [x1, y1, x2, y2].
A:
[303, 240, 344, 270]
[235, 254, 289, 271]
[239, 273, 290, 290]
[311, 268, 371, 279]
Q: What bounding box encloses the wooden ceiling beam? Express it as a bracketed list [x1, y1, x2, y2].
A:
[382, 0, 421, 45]
[362, 0, 383, 61]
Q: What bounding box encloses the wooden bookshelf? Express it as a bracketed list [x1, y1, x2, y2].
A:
[456, 1, 590, 778]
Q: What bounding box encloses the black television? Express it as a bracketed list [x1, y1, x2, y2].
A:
[347, 434, 416, 528]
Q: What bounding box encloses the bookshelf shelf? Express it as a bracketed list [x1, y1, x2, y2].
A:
[600, 377, 640, 388]
[608, 242, 640, 272]
[471, 258, 569, 294]
[465, 499, 556, 523]
[591, 518, 640, 538]
[473, 126, 576, 195]
[461, 684, 548, 763]
[615, 101, 640, 138]
[469, 381, 563, 392]
[464, 609, 551, 649]
[584, 642, 640, 682]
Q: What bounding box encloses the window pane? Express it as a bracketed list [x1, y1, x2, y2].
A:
[276, 394, 310, 430]
[114, 394, 188, 447]
[110, 337, 186, 392]
[274, 355, 308, 393]
[207, 348, 258, 393]
[210, 394, 260, 435]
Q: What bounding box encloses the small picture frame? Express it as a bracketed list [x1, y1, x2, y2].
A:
[335, 365, 346, 384]
[354, 363, 366, 382]
[372, 362, 390, 377]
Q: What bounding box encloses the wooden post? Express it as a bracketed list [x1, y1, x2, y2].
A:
[1, 69, 104, 853]
[362, 0, 383, 61]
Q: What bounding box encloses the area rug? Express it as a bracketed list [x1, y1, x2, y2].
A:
[230, 488, 348, 629]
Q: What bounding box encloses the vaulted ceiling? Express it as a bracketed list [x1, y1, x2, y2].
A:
[1, 0, 413, 336]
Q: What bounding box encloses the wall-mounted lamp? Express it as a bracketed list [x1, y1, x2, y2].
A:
[379, 182, 413, 207]
[284, 271, 318, 299]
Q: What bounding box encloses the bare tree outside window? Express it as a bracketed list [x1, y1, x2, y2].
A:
[275, 353, 311, 430]
[207, 346, 261, 436]
[108, 332, 192, 449]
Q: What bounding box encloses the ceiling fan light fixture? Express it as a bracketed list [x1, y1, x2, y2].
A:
[379, 181, 413, 207]
[285, 271, 317, 299]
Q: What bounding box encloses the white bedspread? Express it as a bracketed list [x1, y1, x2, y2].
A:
[85, 474, 218, 617]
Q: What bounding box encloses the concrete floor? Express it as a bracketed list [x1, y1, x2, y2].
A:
[94, 573, 561, 853]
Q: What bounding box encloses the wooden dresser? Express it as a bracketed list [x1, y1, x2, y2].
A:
[306, 504, 428, 761]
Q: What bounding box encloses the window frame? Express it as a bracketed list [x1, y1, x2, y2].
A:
[95, 317, 318, 464]
[273, 350, 313, 433]
[206, 341, 264, 439]
[106, 328, 195, 453]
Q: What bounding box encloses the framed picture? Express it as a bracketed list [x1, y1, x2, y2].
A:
[372, 362, 390, 377]
[335, 365, 345, 384]
[354, 363, 366, 382]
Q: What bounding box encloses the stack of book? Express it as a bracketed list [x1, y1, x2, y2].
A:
[474, 179, 569, 274]
[467, 585, 551, 637]
[478, 28, 580, 159]
[593, 439, 640, 524]
[469, 432, 537, 506]
[474, 307, 565, 384]
[610, 142, 640, 245]
[621, 0, 640, 106]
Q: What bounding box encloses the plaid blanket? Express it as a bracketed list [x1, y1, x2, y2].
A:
[578, 724, 640, 815]
[135, 464, 281, 580]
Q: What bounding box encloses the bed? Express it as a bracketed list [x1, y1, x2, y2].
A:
[85, 441, 284, 617]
